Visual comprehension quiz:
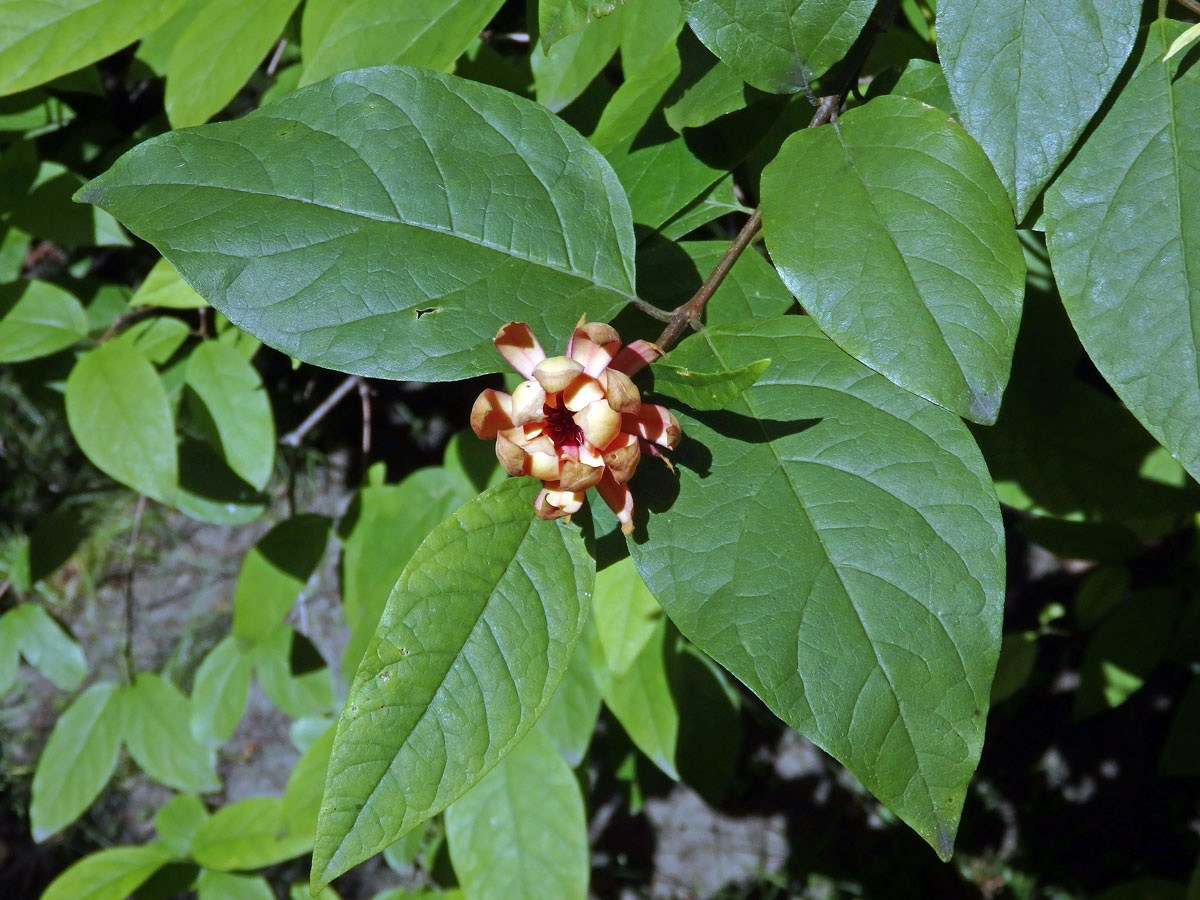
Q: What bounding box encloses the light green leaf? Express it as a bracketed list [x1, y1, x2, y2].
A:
[441, 431, 504, 497]
[937, 0, 1139, 219]
[1165, 21, 1200, 61]
[186, 340, 275, 491]
[1043, 20, 1200, 482]
[650, 358, 770, 411]
[0, 0, 187, 96]
[176, 437, 269, 526]
[232, 515, 331, 645]
[532, 10, 622, 112]
[31, 681, 124, 841]
[252, 625, 334, 719]
[190, 635, 254, 747]
[631, 316, 1005, 859]
[664, 58, 745, 131]
[591, 557, 662, 676]
[0, 280, 87, 363]
[282, 723, 334, 838]
[166, 0, 302, 127]
[761, 95, 1025, 424]
[312, 477, 594, 887]
[65, 340, 178, 504]
[0, 614, 18, 696]
[682, 0, 876, 93]
[77, 67, 636, 382]
[659, 174, 748, 240]
[135, 0, 208, 75]
[116, 316, 190, 365]
[538, 620, 602, 767]
[542, 0, 623, 49]
[7, 602, 86, 690]
[618, 0, 684, 78]
[122, 673, 220, 794]
[39, 844, 174, 900]
[155, 793, 210, 856]
[192, 796, 313, 870]
[300, 0, 505, 87]
[445, 728, 588, 900]
[130, 258, 207, 310]
[0, 90, 75, 135]
[197, 871, 276, 900]
[602, 618, 678, 779]
[338, 466, 472, 675]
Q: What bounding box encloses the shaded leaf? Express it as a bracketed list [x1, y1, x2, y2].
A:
[650, 358, 770, 411]
[1075, 591, 1177, 719]
[532, 9, 622, 113]
[602, 618, 678, 779]
[232, 515, 331, 645]
[539, 619, 602, 767]
[253, 625, 334, 719]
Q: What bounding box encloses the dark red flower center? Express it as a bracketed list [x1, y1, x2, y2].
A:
[544, 402, 582, 447]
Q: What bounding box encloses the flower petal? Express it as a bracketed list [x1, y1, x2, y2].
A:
[624, 403, 681, 449]
[470, 389, 514, 439]
[495, 322, 546, 378]
[602, 368, 641, 414]
[597, 471, 635, 535]
[568, 322, 622, 377]
[610, 339, 664, 376]
[559, 459, 604, 491]
[574, 399, 621, 449]
[534, 484, 585, 520]
[495, 429, 527, 476]
[602, 432, 641, 483]
[533, 355, 585, 393]
[562, 373, 605, 412]
[510, 379, 547, 425]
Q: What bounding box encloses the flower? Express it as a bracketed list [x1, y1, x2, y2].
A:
[471, 320, 681, 534]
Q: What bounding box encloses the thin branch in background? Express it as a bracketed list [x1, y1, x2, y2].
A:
[279, 374, 363, 448]
[98, 306, 158, 343]
[123, 493, 146, 681]
[266, 38, 288, 76]
[1175, 0, 1200, 16]
[358, 378, 373, 459]
[653, 94, 841, 351]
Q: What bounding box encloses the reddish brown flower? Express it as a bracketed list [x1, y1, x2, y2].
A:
[471, 320, 681, 534]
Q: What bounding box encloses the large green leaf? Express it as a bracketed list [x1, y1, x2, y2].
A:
[231, 514, 331, 645]
[936, 0, 1139, 219]
[186, 340, 275, 490]
[76, 67, 636, 381]
[538, 625, 601, 767]
[601, 618, 679, 779]
[39, 844, 174, 900]
[682, 0, 876, 93]
[192, 796, 313, 870]
[165, 0, 302, 127]
[541, 0, 623, 49]
[1043, 20, 1200, 481]
[591, 556, 662, 676]
[197, 871, 276, 900]
[65, 341, 178, 504]
[630, 316, 1005, 858]
[299, 0, 505, 87]
[761, 95, 1025, 423]
[122, 673, 220, 794]
[312, 478, 594, 886]
[31, 681, 124, 841]
[0, 280, 88, 363]
[444, 728, 588, 900]
[0, 0, 186, 96]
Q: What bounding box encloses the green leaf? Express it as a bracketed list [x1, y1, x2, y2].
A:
[636, 239, 794, 326]
[1165, 21, 1200, 61]
[591, 556, 662, 676]
[990, 632, 1037, 705]
[338, 466, 473, 675]
[176, 436, 269, 526]
[312, 477, 594, 887]
[30, 681, 124, 841]
[878, 58, 955, 115]
[631, 316, 1005, 859]
[122, 673, 220, 794]
[192, 796, 313, 870]
[232, 515, 331, 645]
[197, 871, 275, 900]
[1075, 591, 1177, 719]
[1043, 20, 1200, 482]
[130, 258, 207, 310]
[761, 95, 1025, 424]
[659, 174, 748, 240]
[670, 640, 740, 803]
[0, 0, 187, 96]
[165, 0, 302, 127]
[190, 635, 253, 747]
[936, 0, 1139, 219]
[602, 618, 678, 779]
[664, 58, 746, 132]
[650, 358, 770, 411]
[532, 10, 622, 113]
[682, 0, 876, 93]
[282, 723, 335, 838]
[444, 728, 588, 900]
[252, 625, 334, 719]
[116, 317, 190, 365]
[542, 0, 623, 49]
[39, 844, 174, 900]
[0, 90, 75, 135]
[185, 341, 275, 491]
[11, 162, 130, 248]
[538, 625, 601, 767]
[77, 67, 636, 382]
[155, 793, 210, 856]
[0, 280, 87, 363]
[300, 0, 506, 87]
[618, 0, 684, 78]
[0, 614, 18, 696]
[7, 602, 86, 690]
[65, 341, 177, 504]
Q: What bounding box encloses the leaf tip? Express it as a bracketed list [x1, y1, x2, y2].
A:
[933, 819, 957, 862]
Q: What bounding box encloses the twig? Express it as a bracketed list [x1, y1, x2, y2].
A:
[266, 39, 288, 77]
[279, 374, 363, 448]
[358, 378, 373, 459]
[653, 95, 841, 350]
[123, 494, 146, 681]
[98, 306, 158, 343]
[1175, 0, 1200, 16]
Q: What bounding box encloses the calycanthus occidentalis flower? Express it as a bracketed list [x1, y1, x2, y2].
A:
[471, 320, 681, 534]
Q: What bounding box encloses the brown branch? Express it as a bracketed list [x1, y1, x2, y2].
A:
[279, 374, 363, 448]
[653, 94, 842, 350]
[1175, 0, 1200, 16]
[358, 378, 373, 459]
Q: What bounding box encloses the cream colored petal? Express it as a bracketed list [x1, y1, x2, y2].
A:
[574, 399, 621, 449]
[596, 471, 634, 535]
[562, 373, 605, 412]
[495, 322, 546, 378]
[510, 379, 546, 425]
[532, 355, 584, 393]
[470, 389, 513, 439]
[623, 403, 681, 449]
[602, 432, 640, 483]
[602, 368, 641, 414]
[558, 459, 604, 491]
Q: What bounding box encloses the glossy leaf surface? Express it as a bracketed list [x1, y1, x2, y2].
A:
[77, 67, 636, 382]
[630, 316, 1005, 858]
